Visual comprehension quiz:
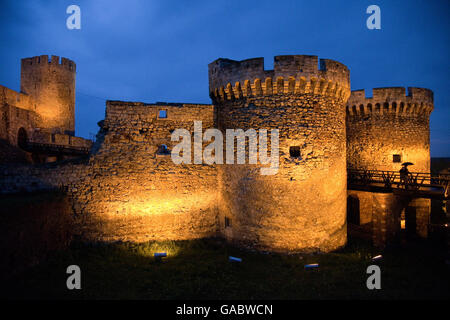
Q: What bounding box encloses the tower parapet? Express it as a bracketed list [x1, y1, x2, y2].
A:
[20, 55, 76, 135]
[346, 86, 433, 173]
[209, 55, 350, 103]
[21, 55, 76, 71]
[347, 87, 433, 117]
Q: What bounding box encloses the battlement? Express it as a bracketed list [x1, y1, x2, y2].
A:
[21, 55, 76, 72]
[0, 85, 36, 111]
[347, 87, 434, 117]
[106, 100, 212, 107]
[208, 55, 350, 103]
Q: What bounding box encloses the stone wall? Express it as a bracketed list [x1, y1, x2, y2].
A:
[0, 85, 39, 144]
[346, 87, 433, 173]
[347, 190, 373, 225]
[31, 131, 92, 148]
[0, 101, 219, 242]
[210, 55, 351, 252]
[72, 101, 218, 242]
[0, 161, 89, 194]
[0, 85, 37, 112]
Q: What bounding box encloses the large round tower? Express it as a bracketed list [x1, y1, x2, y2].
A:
[20, 55, 76, 135]
[346, 87, 433, 172]
[209, 55, 351, 252]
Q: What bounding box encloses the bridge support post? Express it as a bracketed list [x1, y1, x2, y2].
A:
[406, 198, 430, 238]
[372, 193, 402, 248]
[371, 195, 430, 247]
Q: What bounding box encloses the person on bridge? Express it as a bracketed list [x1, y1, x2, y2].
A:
[399, 162, 414, 189]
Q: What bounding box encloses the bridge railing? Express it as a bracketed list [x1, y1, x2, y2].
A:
[348, 169, 450, 196]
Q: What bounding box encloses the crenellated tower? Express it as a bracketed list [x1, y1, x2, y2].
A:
[346, 87, 433, 173]
[209, 55, 351, 252]
[20, 55, 76, 135]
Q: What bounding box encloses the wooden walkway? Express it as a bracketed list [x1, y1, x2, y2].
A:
[348, 169, 450, 200]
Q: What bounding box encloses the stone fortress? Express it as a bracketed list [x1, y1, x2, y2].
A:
[0, 54, 434, 252]
[0, 55, 92, 164]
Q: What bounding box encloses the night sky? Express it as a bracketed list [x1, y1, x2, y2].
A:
[0, 0, 448, 156]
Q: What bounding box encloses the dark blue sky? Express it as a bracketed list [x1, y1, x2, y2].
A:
[0, 0, 448, 156]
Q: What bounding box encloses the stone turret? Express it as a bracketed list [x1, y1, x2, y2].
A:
[209, 55, 351, 252]
[346, 87, 434, 240]
[20, 55, 76, 135]
[346, 87, 433, 173]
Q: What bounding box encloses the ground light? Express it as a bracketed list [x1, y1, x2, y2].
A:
[154, 252, 167, 263]
[372, 255, 383, 261]
[229, 256, 242, 262]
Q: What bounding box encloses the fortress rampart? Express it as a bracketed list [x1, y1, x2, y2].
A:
[76, 101, 218, 242]
[0, 54, 437, 252]
[0, 101, 218, 242]
[0, 85, 37, 112]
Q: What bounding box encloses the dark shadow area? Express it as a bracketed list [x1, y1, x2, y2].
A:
[0, 138, 31, 164]
[405, 206, 417, 239]
[0, 190, 74, 282]
[17, 127, 27, 149]
[431, 157, 450, 174]
[2, 235, 449, 300]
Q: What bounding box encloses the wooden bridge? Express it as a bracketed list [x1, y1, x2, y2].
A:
[348, 169, 450, 200]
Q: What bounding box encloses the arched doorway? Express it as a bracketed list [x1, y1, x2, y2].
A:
[17, 127, 28, 149]
[347, 195, 360, 225]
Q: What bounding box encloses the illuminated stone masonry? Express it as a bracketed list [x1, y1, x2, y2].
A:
[346, 87, 433, 172]
[209, 55, 350, 252]
[0, 55, 91, 164]
[346, 87, 433, 244]
[0, 55, 435, 252]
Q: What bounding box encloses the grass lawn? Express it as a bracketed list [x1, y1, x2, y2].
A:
[3, 236, 449, 300]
